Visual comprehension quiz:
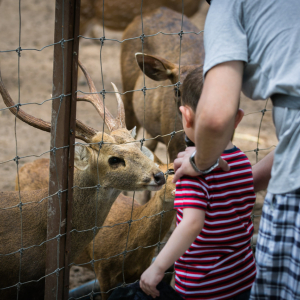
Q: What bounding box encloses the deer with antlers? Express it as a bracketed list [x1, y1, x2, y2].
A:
[121, 7, 204, 161]
[0, 61, 165, 300]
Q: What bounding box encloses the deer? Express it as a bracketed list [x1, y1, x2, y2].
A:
[80, 0, 202, 34]
[15, 158, 176, 300]
[74, 163, 176, 300]
[0, 61, 165, 300]
[121, 7, 205, 162]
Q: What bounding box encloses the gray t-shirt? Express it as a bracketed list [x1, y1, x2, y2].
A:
[203, 0, 300, 102]
[203, 0, 300, 194]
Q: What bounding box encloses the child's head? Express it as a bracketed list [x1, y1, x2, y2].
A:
[181, 66, 204, 112]
[179, 66, 244, 144]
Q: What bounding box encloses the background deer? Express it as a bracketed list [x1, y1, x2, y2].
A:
[121, 7, 204, 161]
[0, 62, 165, 300]
[15, 158, 176, 300]
[80, 0, 202, 34]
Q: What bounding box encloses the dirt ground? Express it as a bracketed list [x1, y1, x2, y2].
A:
[0, 0, 277, 297]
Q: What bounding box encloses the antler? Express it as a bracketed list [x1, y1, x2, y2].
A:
[0, 69, 96, 143]
[0, 61, 126, 143]
[111, 82, 126, 129]
[77, 60, 126, 131]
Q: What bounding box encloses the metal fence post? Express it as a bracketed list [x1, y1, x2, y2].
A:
[44, 0, 81, 299]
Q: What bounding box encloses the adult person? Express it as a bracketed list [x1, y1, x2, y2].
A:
[172, 1, 300, 299]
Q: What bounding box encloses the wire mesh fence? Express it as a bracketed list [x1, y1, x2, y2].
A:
[0, 0, 276, 299]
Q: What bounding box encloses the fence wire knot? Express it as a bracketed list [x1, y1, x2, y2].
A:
[15, 103, 21, 112]
[139, 33, 145, 43]
[16, 47, 22, 57]
[254, 148, 259, 153]
[55, 268, 60, 277]
[141, 86, 147, 96]
[19, 248, 24, 255]
[18, 202, 23, 211]
[175, 81, 181, 90]
[17, 282, 21, 291]
[52, 146, 57, 155]
[60, 38, 65, 49]
[90, 259, 95, 268]
[60, 94, 65, 102]
[100, 89, 106, 98]
[261, 108, 267, 115]
[171, 131, 176, 138]
[99, 36, 105, 45]
[56, 234, 62, 242]
[178, 30, 184, 39]
[13, 156, 20, 165]
[98, 141, 103, 150]
[96, 184, 101, 191]
[140, 137, 145, 148]
[92, 226, 98, 235]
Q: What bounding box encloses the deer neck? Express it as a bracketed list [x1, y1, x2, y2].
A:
[135, 194, 176, 242]
[70, 169, 121, 260]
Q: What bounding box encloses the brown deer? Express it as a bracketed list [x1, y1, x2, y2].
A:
[0, 62, 165, 300]
[121, 7, 204, 161]
[74, 163, 176, 300]
[80, 0, 202, 34]
[15, 159, 176, 300]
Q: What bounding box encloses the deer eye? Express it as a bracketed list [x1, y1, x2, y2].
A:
[108, 157, 125, 167]
[166, 169, 175, 175]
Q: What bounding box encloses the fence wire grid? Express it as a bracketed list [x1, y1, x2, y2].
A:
[0, 0, 276, 299]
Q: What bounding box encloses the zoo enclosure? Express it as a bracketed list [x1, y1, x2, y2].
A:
[0, 0, 275, 299]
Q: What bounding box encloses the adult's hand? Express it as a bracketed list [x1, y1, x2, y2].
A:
[173, 147, 230, 183]
[173, 147, 198, 183]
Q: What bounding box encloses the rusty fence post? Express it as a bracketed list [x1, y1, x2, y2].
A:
[44, 0, 81, 299]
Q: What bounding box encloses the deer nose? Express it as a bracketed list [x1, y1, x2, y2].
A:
[154, 171, 166, 186]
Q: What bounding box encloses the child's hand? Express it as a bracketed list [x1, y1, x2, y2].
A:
[140, 264, 164, 298]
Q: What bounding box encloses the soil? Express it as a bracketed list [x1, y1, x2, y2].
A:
[0, 0, 277, 297]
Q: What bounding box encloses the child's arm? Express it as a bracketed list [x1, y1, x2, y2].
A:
[140, 208, 205, 298]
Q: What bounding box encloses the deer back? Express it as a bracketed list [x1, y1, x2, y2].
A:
[80, 0, 202, 34]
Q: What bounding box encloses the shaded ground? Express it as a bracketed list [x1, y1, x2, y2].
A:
[0, 0, 276, 297]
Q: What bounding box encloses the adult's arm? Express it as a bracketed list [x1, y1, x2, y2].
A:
[252, 150, 274, 192]
[194, 61, 244, 169]
[173, 61, 243, 183]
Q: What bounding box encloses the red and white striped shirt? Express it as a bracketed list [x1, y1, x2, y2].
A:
[174, 146, 256, 300]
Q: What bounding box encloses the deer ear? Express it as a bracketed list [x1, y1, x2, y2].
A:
[141, 146, 154, 161]
[130, 126, 137, 138]
[135, 53, 179, 82]
[74, 145, 90, 171]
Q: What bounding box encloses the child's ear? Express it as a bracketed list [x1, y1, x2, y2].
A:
[234, 108, 244, 129]
[179, 105, 194, 128]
